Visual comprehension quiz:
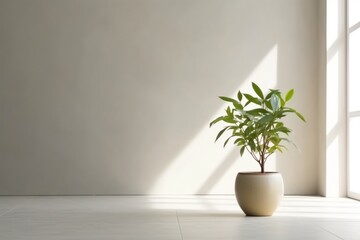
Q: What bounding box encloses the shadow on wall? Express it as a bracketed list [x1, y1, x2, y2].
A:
[0, 0, 318, 195]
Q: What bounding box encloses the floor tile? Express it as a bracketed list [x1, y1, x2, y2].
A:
[178, 213, 342, 240]
[0, 196, 24, 216]
[0, 195, 358, 240]
[317, 221, 360, 240]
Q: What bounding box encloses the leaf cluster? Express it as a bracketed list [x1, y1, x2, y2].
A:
[210, 82, 305, 172]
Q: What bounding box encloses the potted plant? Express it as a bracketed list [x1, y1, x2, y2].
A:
[210, 82, 305, 216]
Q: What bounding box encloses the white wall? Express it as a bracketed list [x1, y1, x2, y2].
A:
[0, 0, 319, 195]
[318, 0, 347, 197]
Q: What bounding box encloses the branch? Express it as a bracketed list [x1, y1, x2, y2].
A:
[246, 147, 259, 163]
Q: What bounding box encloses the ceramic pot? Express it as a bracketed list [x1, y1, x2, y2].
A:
[235, 172, 284, 216]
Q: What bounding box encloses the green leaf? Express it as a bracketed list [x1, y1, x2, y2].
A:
[215, 127, 229, 142]
[268, 145, 286, 154]
[237, 91, 243, 102]
[247, 108, 270, 116]
[252, 82, 264, 99]
[275, 122, 284, 128]
[229, 126, 239, 132]
[223, 136, 234, 148]
[276, 146, 284, 153]
[234, 138, 241, 144]
[280, 97, 285, 108]
[240, 146, 246, 156]
[265, 100, 273, 110]
[210, 116, 224, 127]
[226, 106, 232, 116]
[244, 125, 254, 136]
[236, 109, 255, 121]
[295, 111, 306, 122]
[257, 114, 273, 124]
[265, 89, 280, 99]
[284, 107, 306, 122]
[233, 101, 243, 110]
[285, 89, 294, 102]
[235, 115, 243, 121]
[282, 107, 295, 113]
[238, 140, 246, 146]
[268, 146, 277, 154]
[222, 117, 236, 124]
[249, 140, 256, 152]
[219, 96, 238, 104]
[270, 94, 280, 111]
[244, 94, 261, 105]
[269, 136, 281, 145]
[237, 122, 246, 129]
[275, 126, 291, 135]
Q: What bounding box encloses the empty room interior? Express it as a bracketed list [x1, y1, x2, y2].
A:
[1, 0, 360, 239]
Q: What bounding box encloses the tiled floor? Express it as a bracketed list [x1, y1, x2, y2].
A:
[0, 196, 360, 240]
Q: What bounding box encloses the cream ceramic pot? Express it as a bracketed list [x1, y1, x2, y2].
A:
[235, 172, 284, 216]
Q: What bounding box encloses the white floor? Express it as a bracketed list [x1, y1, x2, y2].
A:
[0, 196, 360, 240]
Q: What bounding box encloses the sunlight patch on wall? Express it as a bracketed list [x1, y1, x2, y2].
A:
[348, 0, 360, 199]
[326, 136, 340, 195]
[326, 51, 339, 132]
[348, 0, 360, 29]
[325, 49, 342, 197]
[149, 45, 278, 194]
[326, 0, 339, 51]
[324, 0, 347, 197]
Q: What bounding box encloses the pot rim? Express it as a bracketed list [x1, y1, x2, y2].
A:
[237, 172, 281, 175]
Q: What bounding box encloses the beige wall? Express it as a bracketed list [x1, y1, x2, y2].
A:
[318, 0, 327, 196]
[0, 0, 319, 195]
